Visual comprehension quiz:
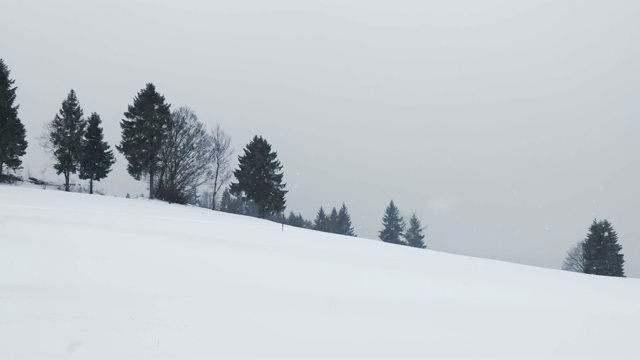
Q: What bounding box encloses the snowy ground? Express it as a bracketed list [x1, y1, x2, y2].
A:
[1, 185, 639, 359]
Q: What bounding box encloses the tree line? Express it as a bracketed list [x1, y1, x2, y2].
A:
[0, 58, 629, 276]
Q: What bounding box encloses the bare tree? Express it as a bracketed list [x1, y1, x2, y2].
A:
[209, 124, 232, 210]
[155, 107, 214, 204]
[562, 241, 586, 273]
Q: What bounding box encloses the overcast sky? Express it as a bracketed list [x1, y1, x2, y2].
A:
[2, 0, 639, 276]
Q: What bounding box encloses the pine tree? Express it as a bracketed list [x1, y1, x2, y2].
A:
[0, 59, 27, 178]
[79, 113, 115, 194]
[314, 207, 330, 232]
[287, 212, 306, 228]
[378, 200, 406, 245]
[329, 207, 339, 233]
[47, 90, 86, 191]
[337, 203, 356, 236]
[582, 219, 625, 277]
[117, 83, 171, 199]
[220, 188, 233, 212]
[230, 135, 287, 217]
[405, 213, 426, 248]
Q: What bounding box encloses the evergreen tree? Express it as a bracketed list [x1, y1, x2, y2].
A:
[220, 188, 233, 212]
[117, 83, 171, 199]
[0, 59, 27, 177]
[405, 213, 426, 248]
[47, 90, 86, 191]
[230, 135, 287, 217]
[582, 219, 625, 277]
[79, 113, 115, 194]
[314, 207, 330, 232]
[329, 207, 339, 233]
[378, 200, 406, 245]
[337, 203, 356, 236]
[287, 212, 306, 228]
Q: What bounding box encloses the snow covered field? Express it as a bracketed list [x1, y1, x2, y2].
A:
[1, 185, 639, 358]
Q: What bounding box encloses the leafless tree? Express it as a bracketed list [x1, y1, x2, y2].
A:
[209, 124, 232, 210]
[155, 107, 214, 204]
[562, 241, 586, 273]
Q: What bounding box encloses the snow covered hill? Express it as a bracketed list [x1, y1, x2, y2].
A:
[1, 185, 639, 358]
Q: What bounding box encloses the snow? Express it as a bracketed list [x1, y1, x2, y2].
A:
[1, 185, 639, 358]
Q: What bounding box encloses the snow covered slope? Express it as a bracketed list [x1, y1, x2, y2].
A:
[1, 186, 639, 358]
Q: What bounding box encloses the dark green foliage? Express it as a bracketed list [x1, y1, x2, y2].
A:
[220, 188, 243, 214]
[47, 90, 86, 191]
[230, 135, 287, 217]
[117, 83, 171, 199]
[287, 212, 306, 228]
[405, 213, 426, 248]
[314, 207, 330, 232]
[582, 219, 625, 277]
[337, 203, 356, 236]
[79, 113, 115, 194]
[329, 207, 339, 232]
[0, 59, 27, 177]
[313, 204, 356, 236]
[379, 200, 406, 245]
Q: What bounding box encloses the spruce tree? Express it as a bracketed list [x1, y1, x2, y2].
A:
[405, 213, 426, 248]
[329, 207, 339, 233]
[230, 135, 287, 217]
[47, 90, 86, 191]
[582, 219, 625, 277]
[0, 59, 27, 178]
[378, 200, 406, 245]
[314, 207, 330, 232]
[117, 83, 171, 199]
[337, 203, 356, 236]
[79, 113, 115, 194]
[287, 212, 306, 228]
[220, 188, 232, 212]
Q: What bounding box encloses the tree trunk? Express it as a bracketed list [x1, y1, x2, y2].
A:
[89, 178, 94, 194]
[211, 168, 219, 210]
[149, 170, 154, 199]
[0, 162, 3, 177]
[64, 171, 70, 192]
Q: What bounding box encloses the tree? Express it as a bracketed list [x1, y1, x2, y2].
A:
[220, 188, 243, 214]
[117, 83, 171, 199]
[209, 124, 232, 210]
[155, 107, 213, 204]
[287, 212, 306, 228]
[314, 207, 330, 232]
[562, 241, 586, 272]
[230, 135, 287, 217]
[46, 90, 86, 191]
[0, 59, 27, 178]
[379, 200, 405, 245]
[582, 219, 625, 277]
[220, 188, 233, 212]
[336, 203, 356, 236]
[405, 213, 426, 248]
[329, 207, 339, 233]
[79, 113, 115, 194]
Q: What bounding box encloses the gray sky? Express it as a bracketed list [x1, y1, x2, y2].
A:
[2, 0, 639, 276]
